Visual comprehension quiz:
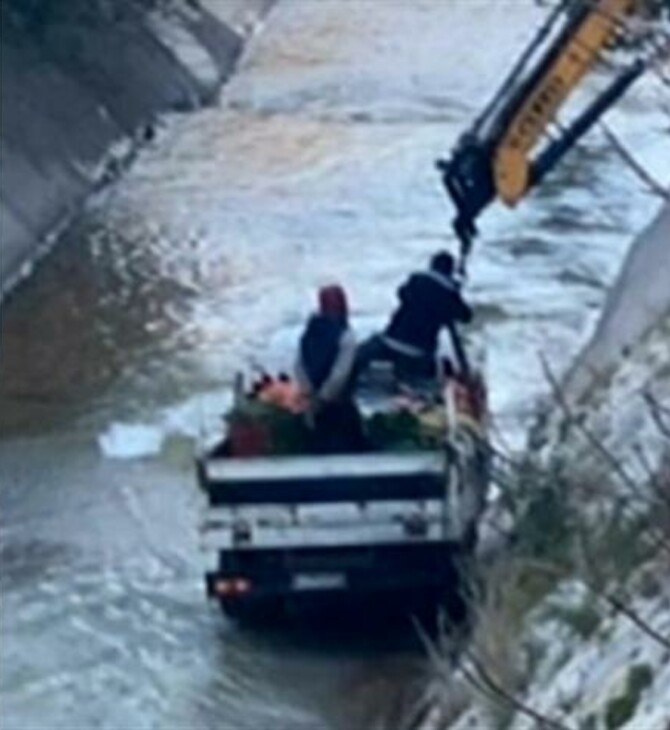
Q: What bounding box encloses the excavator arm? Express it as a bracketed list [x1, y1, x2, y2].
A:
[439, 0, 650, 264]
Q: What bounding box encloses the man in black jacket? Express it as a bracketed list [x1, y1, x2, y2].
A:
[356, 251, 472, 379]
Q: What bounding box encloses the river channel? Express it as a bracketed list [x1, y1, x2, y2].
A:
[1, 1, 666, 728]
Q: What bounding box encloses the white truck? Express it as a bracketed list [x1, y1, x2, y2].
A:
[198, 375, 489, 622]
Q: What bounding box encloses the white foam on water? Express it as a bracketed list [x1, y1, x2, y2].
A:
[98, 389, 235, 460]
[98, 422, 165, 459]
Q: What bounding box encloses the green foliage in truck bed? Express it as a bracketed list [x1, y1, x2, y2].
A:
[366, 410, 438, 452]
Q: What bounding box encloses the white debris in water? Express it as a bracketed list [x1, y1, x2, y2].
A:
[98, 389, 234, 460]
[98, 422, 164, 459]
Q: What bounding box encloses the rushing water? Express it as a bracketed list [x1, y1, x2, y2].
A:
[1, 1, 667, 728]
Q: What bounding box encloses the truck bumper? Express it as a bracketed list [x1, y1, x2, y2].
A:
[206, 542, 468, 620]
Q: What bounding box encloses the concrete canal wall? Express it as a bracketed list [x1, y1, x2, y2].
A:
[0, 0, 273, 297]
[563, 202, 670, 401]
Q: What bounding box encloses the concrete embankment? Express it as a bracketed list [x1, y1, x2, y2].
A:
[563, 202, 670, 399]
[0, 0, 273, 297]
[532, 200, 670, 484]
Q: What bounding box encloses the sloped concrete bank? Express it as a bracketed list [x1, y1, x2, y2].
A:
[0, 0, 273, 297]
[563, 202, 670, 403]
[535, 201, 670, 471]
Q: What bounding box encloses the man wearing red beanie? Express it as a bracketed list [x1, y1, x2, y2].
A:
[296, 285, 365, 452]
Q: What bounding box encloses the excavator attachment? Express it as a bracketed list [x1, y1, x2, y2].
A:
[438, 0, 651, 264]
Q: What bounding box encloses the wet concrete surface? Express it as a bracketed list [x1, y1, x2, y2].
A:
[1, 1, 667, 728]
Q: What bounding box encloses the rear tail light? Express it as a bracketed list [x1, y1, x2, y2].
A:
[233, 578, 251, 593]
[213, 577, 252, 597]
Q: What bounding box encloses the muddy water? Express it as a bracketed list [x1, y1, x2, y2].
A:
[1, 1, 667, 728]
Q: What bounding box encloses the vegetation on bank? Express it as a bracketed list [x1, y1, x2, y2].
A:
[429, 319, 670, 729]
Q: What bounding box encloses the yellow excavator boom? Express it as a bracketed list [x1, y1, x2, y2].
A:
[438, 0, 657, 265]
[495, 0, 640, 205]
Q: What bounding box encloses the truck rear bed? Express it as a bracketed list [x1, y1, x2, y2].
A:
[198, 451, 477, 620]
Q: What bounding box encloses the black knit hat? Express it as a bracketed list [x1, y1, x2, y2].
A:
[430, 250, 455, 275]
